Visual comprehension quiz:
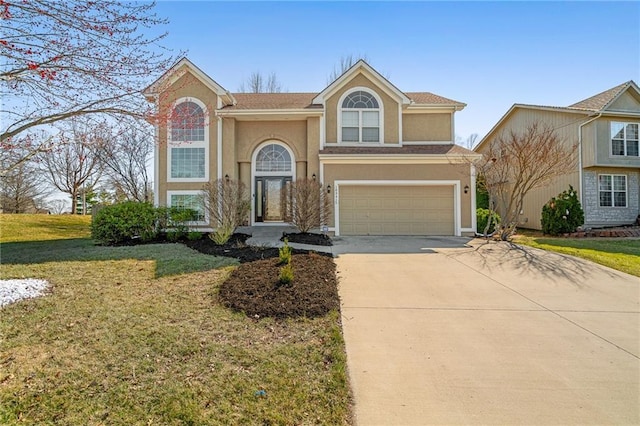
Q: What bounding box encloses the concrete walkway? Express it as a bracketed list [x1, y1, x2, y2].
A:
[337, 239, 639, 425]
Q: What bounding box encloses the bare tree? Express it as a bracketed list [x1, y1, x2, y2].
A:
[238, 71, 284, 93]
[478, 122, 577, 240]
[41, 120, 105, 214]
[0, 153, 52, 213]
[327, 54, 369, 84]
[0, 0, 178, 175]
[456, 134, 479, 150]
[201, 179, 251, 244]
[48, 199, 69, 215]
[283, 179, 332, 233]
[96, 120, 153, 202]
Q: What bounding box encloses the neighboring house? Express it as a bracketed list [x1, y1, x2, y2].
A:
[475, 81, 640, 230]
[144, 58, 479, 236]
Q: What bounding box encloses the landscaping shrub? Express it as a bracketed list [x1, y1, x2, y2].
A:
[282, 178, 331, 233]
[91, 201, 158, 245]
[541, 185, 584, 236]
[476, 208, 500, 235]
[279, 263, 294, 285]
[187, 231, 203, 241]
[279, 238, 292, 264]
[202, 179, 251, 245]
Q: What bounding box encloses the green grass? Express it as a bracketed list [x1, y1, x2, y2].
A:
[514, 233, 640, 277]
[0, 214, 352, 424]
[1, 214, 92, 242]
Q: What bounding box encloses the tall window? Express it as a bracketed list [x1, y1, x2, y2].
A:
[340, 90, 380, 143]
[169, 100, 207, 180]
[611, 122, 639, 157]
[598, 174, 627, 207]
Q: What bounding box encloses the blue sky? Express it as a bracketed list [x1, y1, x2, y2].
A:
[154, 1, 640, 142]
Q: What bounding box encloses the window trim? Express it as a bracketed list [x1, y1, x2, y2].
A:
[167, 190, 208, 226]
[610, 121, 639, 158]
[167, 97, 210, 183]
[337, 87, 384, 145]
[598, 174, 627, 208]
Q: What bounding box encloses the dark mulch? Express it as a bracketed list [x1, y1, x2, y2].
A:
[184, 233, 332, 263]
[281, 232, 333, 246]
[218, 253, 339, 319]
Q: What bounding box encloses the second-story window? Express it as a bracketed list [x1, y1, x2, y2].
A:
[169, 100, 208, 181]
[611, 122, 639, 157]
[341, 90, 380, 143]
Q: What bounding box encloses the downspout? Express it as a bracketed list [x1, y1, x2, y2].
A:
[578, 113, 602, 205]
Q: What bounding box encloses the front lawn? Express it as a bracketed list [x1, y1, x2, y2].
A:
[514, 233, 640, 277]
[0, 215, 352, 424]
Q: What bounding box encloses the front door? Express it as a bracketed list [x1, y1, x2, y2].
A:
[255, 177, 291, 222]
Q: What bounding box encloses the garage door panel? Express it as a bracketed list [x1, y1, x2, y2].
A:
[339, 185, 454, 236]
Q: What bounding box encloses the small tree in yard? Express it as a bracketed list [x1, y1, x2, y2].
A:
[202, 179, 251, 245]
[283, 179, 332, 234]
[477, 122, 577, 241]
[541, 186, 584, 236]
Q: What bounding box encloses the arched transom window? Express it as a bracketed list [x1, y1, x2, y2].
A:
[255, 144, 292, 172]
[341, 90, 380, 143]
[171, 101, 205, 142]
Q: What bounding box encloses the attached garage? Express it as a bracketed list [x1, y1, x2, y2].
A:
[337, 184, 456, 236]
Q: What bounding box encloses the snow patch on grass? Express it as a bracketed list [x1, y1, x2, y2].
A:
[0, 279, 50, 307]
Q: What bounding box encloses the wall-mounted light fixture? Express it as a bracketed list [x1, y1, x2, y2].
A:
[312, 173, 316, 180]
[327, 184, 331, 194]
[464, 185, 469, 194]
[225, 174, 230, 182]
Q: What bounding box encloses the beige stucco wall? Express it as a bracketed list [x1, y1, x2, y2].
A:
[234, 120, 308, 164]
[322, 163, 473, 229]
[325, 72, 400, 144]
[402, 113, 452, 142]
[157, 70, 219, 207]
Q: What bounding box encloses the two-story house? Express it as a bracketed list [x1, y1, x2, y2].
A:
[475, 81, 640, 230]
[144, 58, 479, 236]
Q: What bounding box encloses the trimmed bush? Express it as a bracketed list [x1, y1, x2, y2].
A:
[541, 185, 584, 236]
[91, 201, 158, 245]
[476, 208, 500, 235]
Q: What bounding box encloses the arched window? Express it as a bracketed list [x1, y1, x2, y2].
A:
[255, 144, 292, 172]
[168, 99, 208, 181]
[340, 90, 380, 143]
[171, 101, 205, 142]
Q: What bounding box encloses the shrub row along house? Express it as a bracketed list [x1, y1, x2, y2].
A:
[144, 59, 479, 236]
[475, 81, 640, 231]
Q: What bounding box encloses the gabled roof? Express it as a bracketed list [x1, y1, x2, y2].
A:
[569, 81, 637, 111]
[312, 59, 412, 105]
[475, 80, 640, 152]
[143, 57, 236, 106]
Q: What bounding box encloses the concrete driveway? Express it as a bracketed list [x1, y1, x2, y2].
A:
[336, 239, 639, 425]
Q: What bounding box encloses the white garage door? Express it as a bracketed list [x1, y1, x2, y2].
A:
[338, 185, 455, 236]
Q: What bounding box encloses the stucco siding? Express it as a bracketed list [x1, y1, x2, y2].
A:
[234, 121, 308, 164]
[402, 113, 452, 142]
[583, 167, 640, 227]
[325, 72, 400, 144]
[157, 71, 219, 207]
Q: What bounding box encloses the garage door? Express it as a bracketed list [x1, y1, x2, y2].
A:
[338, 185, 455, 236]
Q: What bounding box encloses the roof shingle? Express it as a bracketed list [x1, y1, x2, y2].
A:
[568, 81, 632, 110]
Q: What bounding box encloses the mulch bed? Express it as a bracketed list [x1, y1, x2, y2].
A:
[218, 253, 339, 319]
[281, 232, 333, 246]
[184, 233, 332, 263]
